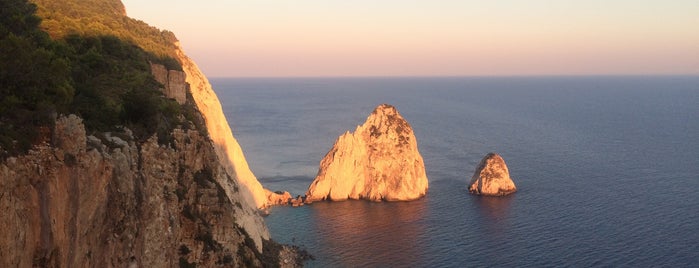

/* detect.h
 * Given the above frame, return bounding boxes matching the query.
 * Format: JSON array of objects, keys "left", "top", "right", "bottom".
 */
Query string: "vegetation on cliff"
[
  {"left": 0, "top": 0, "right": 196, "bottom": 158},
  {"left": 32, "top": 0, "right": 181, "bottom": 69},
  {"left": 1, "top": 0, "right": 307, "bottom": 265}
]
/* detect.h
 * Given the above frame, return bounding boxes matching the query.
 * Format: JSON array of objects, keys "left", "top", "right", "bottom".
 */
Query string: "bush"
[{"left": 0, "top": 0, "right": 73, "bottom": 156}]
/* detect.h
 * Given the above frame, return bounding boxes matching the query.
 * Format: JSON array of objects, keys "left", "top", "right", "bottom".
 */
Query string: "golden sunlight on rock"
[
  {"left": 305, "top": 104, "right": 429, "bottom": 202},
  {"left": 469, "top": 153, "right": 517, "bottom": 196},
  {"left": 175, "top": 43, "right": 270, "bottom": 250}
]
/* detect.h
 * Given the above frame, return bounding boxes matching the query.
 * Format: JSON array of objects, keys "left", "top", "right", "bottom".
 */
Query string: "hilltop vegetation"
[
  {"left": 32, "top": 0, "right": 181, "bottom": 69},
  {"left": 0, "top": 0, "right": 196, "bottom": 158}
]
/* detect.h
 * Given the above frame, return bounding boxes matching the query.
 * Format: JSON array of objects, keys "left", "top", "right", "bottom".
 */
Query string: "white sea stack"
[
  {"left": 468, "top": 153, "right": 517, "bottom": 196},
  {"left": 305, "top": 104, "right": 429, "bottom": 202}
]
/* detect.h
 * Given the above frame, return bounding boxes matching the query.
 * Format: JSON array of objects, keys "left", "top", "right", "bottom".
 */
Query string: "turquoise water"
[{"left": 212, "top": 76, "right": 699, "bottom": 267}]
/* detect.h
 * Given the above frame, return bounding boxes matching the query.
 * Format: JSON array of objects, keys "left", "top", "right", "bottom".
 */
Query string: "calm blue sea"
[{"left": 211, "top": 76, "right": 699, "bottom": 267}]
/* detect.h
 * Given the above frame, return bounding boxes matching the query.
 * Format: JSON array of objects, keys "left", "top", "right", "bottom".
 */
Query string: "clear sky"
[{"left": 121, "top": 0, "right": 699, "bottom": 77}]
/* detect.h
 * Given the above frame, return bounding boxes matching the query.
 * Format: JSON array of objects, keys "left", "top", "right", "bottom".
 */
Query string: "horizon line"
[{"left": 208, "top": 74, "right": 699, "bottom": 79}]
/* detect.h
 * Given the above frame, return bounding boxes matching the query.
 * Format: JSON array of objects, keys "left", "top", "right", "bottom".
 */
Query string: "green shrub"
[{"left": 0, "top": 0, "right": 73, "bottom": 156}]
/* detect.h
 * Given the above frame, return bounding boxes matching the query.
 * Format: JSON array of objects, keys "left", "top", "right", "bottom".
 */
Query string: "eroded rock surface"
[
  {"left": 175, "top": 44, "right": 271, "bottom": 213},
  {"left": 150, "top": 63, "right": 187, "bottom": 104},
  {"left": 0, "top": 115, "right": 278, "bottom": 267},
  {"left": 468, "top": 153, "right": 517, "bottom": 196},
  {"left": 265, "top": 189, "right": 293, "bottom": 206},
  {"left": 305, "top": 104, "right": 429, "bottom": 202}
]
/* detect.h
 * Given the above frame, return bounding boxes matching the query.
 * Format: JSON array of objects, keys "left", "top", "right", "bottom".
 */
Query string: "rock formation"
[
  {"left": 468, "top": 153, "right": 517, "bottom": 196},
  {"left": 150, "top": 63, "right": 188, "bottom": 104},
  {"left": 290, "top": 196, "right": 305, "bottom": 207},
  {"left": 265, "top": 189, "right": 293, "bottom": 206},
  {"left": 0, "top": 115, "right": 281, "bottom": 267},
  {"left": 305, "top": 104, "right": 429, "bottom": 202}
]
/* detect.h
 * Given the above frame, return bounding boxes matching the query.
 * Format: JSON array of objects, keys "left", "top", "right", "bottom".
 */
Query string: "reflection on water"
[
  {"left": 309, "top": 199, "right": 428, "bottom": 267},
  {"left": 472, "top": 195, "right": 514, "bottom": 240},
  {"left": 473, "top": 195, "right": 515, "bottom": 223}
]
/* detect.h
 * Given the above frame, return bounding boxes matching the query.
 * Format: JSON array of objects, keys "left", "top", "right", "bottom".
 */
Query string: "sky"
[{"left": 121, "top": 0, "right": 699, "bottom": 77}]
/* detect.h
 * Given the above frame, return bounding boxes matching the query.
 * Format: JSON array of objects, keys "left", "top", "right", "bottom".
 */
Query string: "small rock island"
[
  {"left": 305, "top": 104, "right": 429, "bottom": 202},
  {"left": 468, "top": 153, "right": 517, "bottom": 196}
]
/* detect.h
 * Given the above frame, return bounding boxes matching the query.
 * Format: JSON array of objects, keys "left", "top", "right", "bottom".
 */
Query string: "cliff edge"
[
  {"left": 174, "top": 44, "right": 268, "bottom": 209},
  {"left": 173, "top": 44, "right": 273, "bottom": 249},
  {"left": 305, "top": 104, "right": 429, "bottom": 202}
]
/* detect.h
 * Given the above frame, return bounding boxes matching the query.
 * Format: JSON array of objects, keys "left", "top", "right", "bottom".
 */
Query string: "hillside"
[{"left": 32, "top": 0, "right": 180, "bottom": 67}]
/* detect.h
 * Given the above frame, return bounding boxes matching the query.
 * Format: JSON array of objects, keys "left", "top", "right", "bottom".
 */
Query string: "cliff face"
[
  {"left": 150, "top": 63, "right": 187, "bottom": 105},
  {"left": 173, "top": 44, "right": 269, "bottom": 210},
  {"left": 0, "top": 115, "right": 269, "bottom": 267},
  {"left": 468, "top": 153, "right": 517, "bottom": 196},
  {"left": 1, "top": 0, "right": 289, "bottom": 265},
  {"left": 306, "top": 104, "right": 429, "bottom": 202}
]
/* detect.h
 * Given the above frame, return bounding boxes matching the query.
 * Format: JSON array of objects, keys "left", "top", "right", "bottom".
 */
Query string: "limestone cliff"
[
  {"left": 305, "top": 104, "right": 429, "bottom": 202},
  {"left": 173, "top": 44, "right": 270, "bottom": 210},
  {"left": 1, "top": 0, "right": 299, "bottom": 265},
  {"left": 150, "top": 63, "right": 187, "bottom": 105},
  {"left": 0, "top": 115, "right": 278, "bottom": 267},
  {"left": 468, "top": 153, "right": 517, "bottom": 196}
]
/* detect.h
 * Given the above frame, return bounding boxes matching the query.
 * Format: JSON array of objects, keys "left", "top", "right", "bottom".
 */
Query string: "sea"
[{"left": 211, "top": 76, "right": 699, "bottom": 267}]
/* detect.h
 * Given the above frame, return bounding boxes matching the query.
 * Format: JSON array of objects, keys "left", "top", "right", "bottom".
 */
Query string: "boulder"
[
  {"left": 469, "top": 153, "right": 517, "bottom": 196},
  {"left": 305, "top": 104, "right": 428, "bottom": 202},
  {"left": 291, "top": 196, "right": 305, "bottom": 207},
  {"left": 265, "top": 189, "right": 293, "bottom": 206}
]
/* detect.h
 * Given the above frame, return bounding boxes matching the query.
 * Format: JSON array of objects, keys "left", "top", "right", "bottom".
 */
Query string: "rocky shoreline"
[{"left": 263, "top": 240, "right": 314, "bottom": 268}]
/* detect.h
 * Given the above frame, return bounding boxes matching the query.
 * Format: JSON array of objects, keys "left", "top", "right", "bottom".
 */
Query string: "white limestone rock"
[{"left": 306, "top": 104, "right": 429, "bottom": 202}]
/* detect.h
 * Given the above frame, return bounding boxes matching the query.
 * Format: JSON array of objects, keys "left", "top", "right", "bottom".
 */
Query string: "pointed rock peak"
[
  {"left": 469, "top": 153, "right": 517, "bottom": 196},
  {"left": 372, "top": 103, "right": 397, "bottom": 115},
  {"left": 482, "top": 153, "right": 503, "bottom": 163},
  {"left": 305, "top": 104, "right": 428, "bottom": 202},
  {"left": 369, "top": 104, "right": 403, "bottom": 122},
  {"left": 364, "top": 104, "right": 412, "bottom": 139}
]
